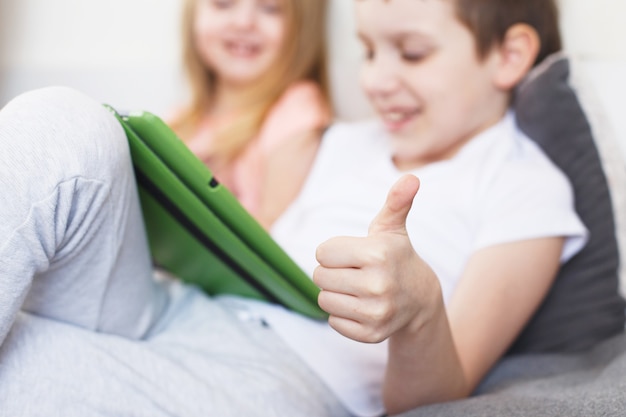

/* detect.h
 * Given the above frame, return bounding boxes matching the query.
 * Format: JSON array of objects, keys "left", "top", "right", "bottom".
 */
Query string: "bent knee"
[{"left": 1, "top": 86, "right": 131, "bottom": 186}]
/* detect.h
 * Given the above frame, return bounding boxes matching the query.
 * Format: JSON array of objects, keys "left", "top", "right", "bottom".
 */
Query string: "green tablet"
[{"left": 105, "top": 105, "right": 326, "bottom": 319}]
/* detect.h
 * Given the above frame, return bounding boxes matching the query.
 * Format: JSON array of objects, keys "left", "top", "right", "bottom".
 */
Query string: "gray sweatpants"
[{"left": 0, "top": 87, "right": 349, "bottom": 417}]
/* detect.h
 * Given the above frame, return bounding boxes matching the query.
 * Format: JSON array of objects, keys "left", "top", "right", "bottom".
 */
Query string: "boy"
[
  {"left": 0, "top": 1, "right": 590, "bottom": 416},
  {"left": 265, "top": 0, "right": 585, "bottom": 414}
]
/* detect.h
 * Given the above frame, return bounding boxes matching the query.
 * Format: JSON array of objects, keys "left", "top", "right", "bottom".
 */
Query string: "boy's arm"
[
  {"left": 314, "top": 174, "right": 564, "bottom": 414},
  {"left": 446, "top": 237, "right": 564, "bottom": 391},
  {"left": 382, "top": 236, "right": 563, "bottom": 413}
]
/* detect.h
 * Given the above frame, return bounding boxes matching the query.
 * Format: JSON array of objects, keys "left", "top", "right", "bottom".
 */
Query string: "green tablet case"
[{"left": 104, "top": 105, "right": 326, "bottom": 319}]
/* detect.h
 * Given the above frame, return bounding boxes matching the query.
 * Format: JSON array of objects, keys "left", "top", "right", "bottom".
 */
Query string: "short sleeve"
[
  {"left": 256, "top": 81, "right": 330, "bottom": 153},
  {"left": 473, "top": 147, "right": 588, "bottom": 263}
]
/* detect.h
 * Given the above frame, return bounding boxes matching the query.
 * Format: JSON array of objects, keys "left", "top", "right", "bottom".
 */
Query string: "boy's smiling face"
[{"left": 356, "top": 0, "right": 510, "bottom": 170}]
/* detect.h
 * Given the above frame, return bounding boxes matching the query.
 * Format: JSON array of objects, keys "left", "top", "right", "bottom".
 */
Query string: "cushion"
[
  {"left": 396, "top": 331, "right": 626, "bottom": 417},
  {"left": 508, "top": 52, "right": 626, "bottom": 354},
  {"left": 568, "top": 60, "right": 626, "bottom": 299}
]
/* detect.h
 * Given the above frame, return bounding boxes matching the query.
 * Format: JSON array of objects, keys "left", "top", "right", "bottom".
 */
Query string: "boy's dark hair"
[{"left": 454, "top": 0, "right": 562, "bottom": 66}]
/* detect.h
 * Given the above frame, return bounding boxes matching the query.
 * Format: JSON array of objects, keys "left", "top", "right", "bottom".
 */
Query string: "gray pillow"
[{"left": 509, "top": 54, "right": 626, "bottom": 354}]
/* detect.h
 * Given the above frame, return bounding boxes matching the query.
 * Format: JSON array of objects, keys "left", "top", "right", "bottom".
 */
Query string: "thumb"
[{"left": 368, "top": 174, "right": 420, "bottom": 236}]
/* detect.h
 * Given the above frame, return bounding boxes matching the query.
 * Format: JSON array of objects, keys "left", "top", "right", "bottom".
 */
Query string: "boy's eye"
[
  {"left": 211, "top": 0, "right": 235, "bottom": 9},
  {"left": 401, "top": 52, "right": 427, "bottom": 63},
  {"left": 399, "top": 43, "right": 432, "bottom": 63},
  {"left": 399, "top": 39, "right": 432, "bottom": 64}
]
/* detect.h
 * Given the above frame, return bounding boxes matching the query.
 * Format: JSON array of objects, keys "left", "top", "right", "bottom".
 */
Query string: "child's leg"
[{"left": 0, "top": 87, "right": 168, "bottom": 345}]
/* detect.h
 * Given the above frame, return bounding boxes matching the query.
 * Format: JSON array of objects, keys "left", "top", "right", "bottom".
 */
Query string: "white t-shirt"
[{"left": 233, "top": 112, "right": 588, "bottom": 417}]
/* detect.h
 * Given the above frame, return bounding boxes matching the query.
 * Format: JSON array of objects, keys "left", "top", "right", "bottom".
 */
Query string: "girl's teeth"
[
  {"left": 387, "top": 112, "right": 404, "bottom": 122},
  {"left": 229, "top": 42, "right": 256, "bottom": 55}
]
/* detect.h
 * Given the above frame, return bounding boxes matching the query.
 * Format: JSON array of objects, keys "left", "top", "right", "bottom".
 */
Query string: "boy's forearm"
[{"left": 382, "top": 292, "right": 469, "bottom": 414}]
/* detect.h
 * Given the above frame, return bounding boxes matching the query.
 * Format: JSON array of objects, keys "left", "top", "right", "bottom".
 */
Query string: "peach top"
[{"left": 183, "top": 81, "right": 330, "bottom": 217}]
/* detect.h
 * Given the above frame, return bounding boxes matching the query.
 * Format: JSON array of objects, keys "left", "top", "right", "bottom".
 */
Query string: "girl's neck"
[{"left": 210, "top": 80, "right": 250, "bottom": 118}]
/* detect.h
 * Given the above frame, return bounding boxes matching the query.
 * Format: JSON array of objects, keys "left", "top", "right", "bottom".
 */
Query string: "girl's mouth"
[{"left": 225, "top": 40, "right": 261, "bottom": 58}]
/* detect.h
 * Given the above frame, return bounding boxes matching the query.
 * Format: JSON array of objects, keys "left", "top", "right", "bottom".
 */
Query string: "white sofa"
[{"left": 1, "top": 1, "right": 625, "bottom": 416}]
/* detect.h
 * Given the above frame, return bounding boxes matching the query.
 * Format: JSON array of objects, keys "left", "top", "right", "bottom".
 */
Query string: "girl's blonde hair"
[{"left": 172, "top": 0, "right": 331, "bottom": 163}]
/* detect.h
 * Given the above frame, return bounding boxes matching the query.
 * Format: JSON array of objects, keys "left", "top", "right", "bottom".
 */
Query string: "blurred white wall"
[
  {"left": 559, "top": 0, "right": 626, "bottom": 157},
  {"left": 0, "top": 0, "right": 184, "bottom": 116},
  {"left": 560, "top": 0, "right": 626, "bottom": 61},
  {"left": 0, "top": 0, "right": 624, "bottom": 133}
]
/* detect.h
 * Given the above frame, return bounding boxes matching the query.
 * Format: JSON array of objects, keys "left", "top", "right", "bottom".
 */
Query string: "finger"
[
  {"left": 317, "top": 290, "right": 376, "bottom": 340},
  {"left": 368, "top": 174, "right": 420, "bottom": 236},
  {"left": 313, "top": 265, "right": 370, "bottom": 296},
  {"left": 327, "top": 315, "right": 387, "bottom": 344},
  {"left": 327, "top": 315, "right": 366, "bottom": 342},
  {"left": 317, "top": 284, "right": 396, "bottom": 329},
  {"left": 315, "top": 236, "right": 370, "bottom": 268},
  {"left": 317, "top": 289, "right": 363, "bottom": 322}
]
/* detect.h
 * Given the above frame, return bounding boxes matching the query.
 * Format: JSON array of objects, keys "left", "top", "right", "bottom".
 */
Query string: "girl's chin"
[{"left": 220, "top": 71, "right": 267, "bottom": 89}]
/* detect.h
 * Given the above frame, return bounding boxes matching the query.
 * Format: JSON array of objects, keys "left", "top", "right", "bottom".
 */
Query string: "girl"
[{"left": 167, "top": 0, "right": 331, "bottom": 228}]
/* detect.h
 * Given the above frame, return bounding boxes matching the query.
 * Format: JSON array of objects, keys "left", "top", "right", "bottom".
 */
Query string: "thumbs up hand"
[
  {"left": 368, "top": 173, "right": 420, "bottom": 236},
  {"left": 314, "top": 174, "right": 438, "bottom": 343}
]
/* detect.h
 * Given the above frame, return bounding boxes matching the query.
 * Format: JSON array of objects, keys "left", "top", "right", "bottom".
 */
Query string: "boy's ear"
[{"left": 492, "top": 24, "right": 540, "bottom": 90}]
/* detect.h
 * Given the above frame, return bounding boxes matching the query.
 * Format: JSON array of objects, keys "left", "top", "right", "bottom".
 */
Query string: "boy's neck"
[{"left": 392, "top": 108, "right": 510, "bottom": 172}]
